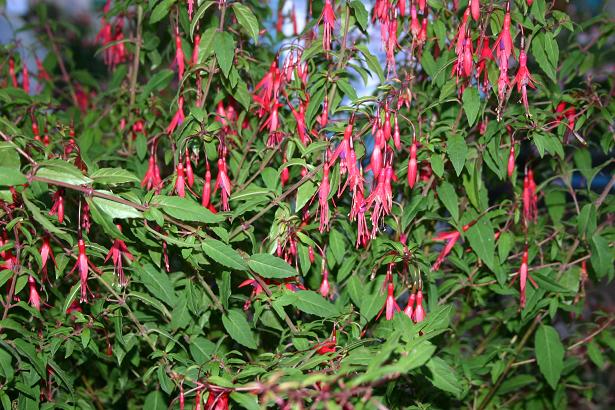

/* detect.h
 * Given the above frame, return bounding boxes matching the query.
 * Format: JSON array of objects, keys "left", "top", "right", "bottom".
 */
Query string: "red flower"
[
  {"left": 174, "top": 163, "right": 187, "bottom": 198},
  {"left": 167, "top": 96, "right": 186, "bottom": 134},
  {"left": 49, "top": 189, "right": 65, "bottom": 223},
  {"left": 174, "top": 27, "right": 185, "bottom": 81},
  {"left": 105, "top": 226, "right": 134, "bottom": 286},
  {"left": 28, "top": 276, "right": 41, "bottom": 311},
  {"left": 522, "top": 169, "right": 538, "bottom": 224},
  {"left": 320, "top": 0, "right": 336, "bottom": 52},
  {"left": 318, "top": 164, "right": 331, "bottom": 233},
  {"left": 40, "top": 237, "right": 56, "bottom": 282},
  {"left": 511, "top": 48, "right": 536, "bottom": 115},
  {"left": 407, "top": 139, "right": 418, "bottom": 188},
  {"left": 70, "top": 238, "right": 100, "bottom": 303},
  {"left": 413, "top": 290, "right": 426, "bottom": 323}
]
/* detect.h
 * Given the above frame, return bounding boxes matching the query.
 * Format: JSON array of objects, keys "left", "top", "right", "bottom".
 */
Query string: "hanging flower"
[
  {"left": 105, "top": 225, "right": 134, "bottom": 286},
  {"left": 320, "top": 0, "right": 336, "bottom": 52}
]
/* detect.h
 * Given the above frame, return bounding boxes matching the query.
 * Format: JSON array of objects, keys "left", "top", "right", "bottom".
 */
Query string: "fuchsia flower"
[
  {"left": 494, "top": 2, "right": 513, "bottom": 64},
  {"left": 377, "top": 276, "right": 400, "bottom": 321},
  {"left": 214, "top": 156, "right": 232, "bottom": 211},
  {"left": 318, "top": 164, "right": 331, "bottom": 233},
  {"left": 471, "top": 0, "right": 480, "bottom": 21},
  {"left": 320, "top": 267, "right": 330, "bottom": 297},
  {"left": 404, "top": 292, "right": 416, "bottom": 319},
  {"left": 512, "top": 246, "right": 537, "bottom": 308},
  {"left": 314, "top": 328, "right": 337, "bottom": 355},
  {"left": 191, "top": 34, "right": 200, "bottom": 66},
  {"left": 174, "top": 27, "right": 185, "bottom": 81},
  {"left": 142, "top": 152, "right": 162, "bottom": 192},
  {"left": 366, "top": 153, "right": 394, "bottom": 237},
  {"left": 432, "top": 222, "right": 475, "bottom": 271},
  {"left": 174, "top": 163, "right": 186, "bottom": 198},
  {"left": 320, "top": 0, "right": 336, "bottom": 52},
  {"left": 511, "top": 47, "right": 536, "bottom": 116},
  {"left": 556, "top": 102, "right": 576, "bottom": 133},
  {"left": 70, "top": 238, "right": 100, "bottom": 303},
  {"left": 167, "top": 96, "right": 185, "bottom": 134},
  {"left": 105, "top": 225, "right": 133, "bottom": 286},
  {"left": 507, "top": 141, "right": 516, "bottom": 178},
  {"left": 410, "top": 5, "right": 420, "bottom": 38},
  {"left": 22, "top": 64, "right": 30, "bottom": 94},
  {"left": 188, "top": 0, "right": 195, "bottom": 20},
  {"left": 413, "top": 290, "right": 425, "bottom": 322},
  {"left": 407, "top": 138, "right": 418, "bottom": 188},
  {"left": 253, "top": 60, "right": 281, "bottom": 117},
  {"left": 8, "top": 58, "right": 18, "bottom": 87},
  {"left": 28, "top": 276, "right": 41, "bottom": 311},
  {"left": 40, "top": 237, "right": 56, "bottom": 282},
  {"left": 35, "top": 57, "right": 51, "bottom": 83},
  {"left": 202, "top": 160, "right": 214, "bottom": 210},
  {"left": 476, "top": 37, "right": 494, "bottom": 90},
  {"left": 49, "top": 189, "right": 65, "bottom": 223},
  {"left": 184, "top": 149, "right": 195, "bottom": 187},
  {"left": 522, "top": 169, "right": 538, "bottom": 224}
]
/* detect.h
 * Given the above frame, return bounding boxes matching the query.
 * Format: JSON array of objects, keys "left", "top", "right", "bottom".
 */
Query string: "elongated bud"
[
  {"left": 471, "top": 0, "right": 480, "bottom": 21},
  {"left": 393, "top": 113, "right": 401, "bottom": 150},
  {"left": 202, "top": 160, "right": 212, "bottom": 207},
  {"left": 22, "top": 64, "right": 30, "bottom": 94},
  {"left": 28, "top": 276, "right": 41, "bottom": 311},
  {"left": 507, "top": 143, "right": 515, "bottom": 178},
  {"left": 407, "top": 141, "right": 418, "bottom": 188},
  {"left": 404, "top": 292, "right": 416, "bottom": 319},
  {"left": 191, "top": 34, "right": 201, "bottom": 66},
  {"left": 519, "top": 247, "right": 529, "bottom": 308},
  {"left": 320, "top": 268, "right": 330, "bottom": 297},
  {"left": 413, "top": 290, "right": 425, "bottom": 323},
  {"left": 175, "top": 163, "right": 186, "bottom": 197},
  {"left": 185, "top": 149, "right": 194, "bottom": 187}
]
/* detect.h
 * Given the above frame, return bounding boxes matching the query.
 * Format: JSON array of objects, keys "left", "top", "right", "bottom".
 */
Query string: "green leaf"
[
  {"left": 350, "top": 0, "right": 369, "bottom": 31},
  {"left": 426, "top": 357, "right": 463, "bottom": 398},
  {"left": 465, "top": 216, "right": 495, "bottom": 269},
  {"left": 92, "top": 193, "right": 142, "bottom": 219},
  {"left": 136, "top": 264, "right": 178, "bottom": 306},
  {"left": 36, "top": 163, "right": 92, "bottom": 185},
  {"left": 150, "top": 0, "right": 175, "bottom": 24},
  {"left": 447, "top": 134, "right": 467, "bottom": 176},
  {"left": 0, "top": 167, "right": 26, "bottom": 186},
  {"left": 201, "top": 239, "right": 247, "bottom": 270},
  {"left": 222, "top": 310, "right": 257, "bottom": 349},
  {"left": 535, "top": 324, "right": 565, "bottom": 389},
  {"left": 590, "top": 235, "right": 614, "bottom": 279},
  {"left": 296, "top": 181, "right": 317, "bottom": 211},
  {"left": 90, "top": 168, "right": 139, "bottom": 184},
  {"left": 437, "top": 181, "right": 459, "bottom": 222},
  {"left": 248, "top": 253, "right": 297, "bottom": 279},
  {"left": 214, "top": 32, "right": 236, "bottom": 78},
  {"left": 531, "top": 33, "right": 557, "bottom": 83},
  {"left": 152, "top": 195, "right": 224, "bottom": 224},
  {"left": 140, "top": 69, "right": 174, "bottom": 101},
  {"left": 293, "top": 290, "right": 340, "bottom": 317},
  {"left": 356, "top": 44, "right": 385, "bottom": 83},
  {"left": 462, "top": 86, "right": 480, "bottom": 126},
  {"left": 190, "top": 1, "right": 214, "bottom": 39},
  {"left": 231, "top": 3, "right": 259, "bottom": 43},
  {"left": 230, "top": 392, "right": 260, "bottom": 410},
  {"left": 144, "top": 391, "right": 166, "bottom": 410}
]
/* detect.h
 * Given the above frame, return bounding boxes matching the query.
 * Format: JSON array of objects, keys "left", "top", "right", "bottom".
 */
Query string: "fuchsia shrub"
[{"left": 0, "top": 0, "right": 614, "bottom": 408}]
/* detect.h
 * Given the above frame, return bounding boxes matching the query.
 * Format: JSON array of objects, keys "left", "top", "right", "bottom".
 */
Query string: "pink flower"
[
  {"left": 70, "top": 238, "right": 100, "bottom": 303},
  {"left": 191, "top": 34, "right": 200, "bottom": 66},
  {"left": 202, "top": 160, "right": 213, "bottom": 208},
  {"left": 378, "top": 279, "right": 400, "bottom": 321},
  {"left": 214, "top": 157, "right": 232, "bottom": 211},
  {"left": 320, "top": 0, "right": 336, "bottom": 52},
  {"left": 174, "top": 27, "right": 185, "bottom": 81},
  {"left": 404, "top": 292, "right": 416, "bottom": 319},
  {"left": 141, "top": 152, "right": 162, "bottom": 192},
  {"left": 407, "top": 140, "right": 418, "bottom": 188},
  {"left": 522, "top": 169, "right": 538, "bottom": 224},
  {"left": 49, "top": 189, "right": 65, "bottom": 223},
  {"left": 511, "top": 48, "right": 536, "bottom": 116},
  {"left": 185, "top": 149, "right": 194, "bottom": 187},
  {"left": 320, "top": 268, "right": 330, "bottom": 297},
  {"left": 318, "top": 165, "right": 331, "bottom": 233},
  {"left": 174, "top": 163, "right": 186, "bottom": 198},
  {"left": 40, "top": 237, "right": 56, "bottom": 282},
  {"left": 413, "top": 290, "right": 425, "bottom": 323},
  {"left": 167, "top": 96, "right": 185, "bottom": 134},
  {"left": 28, "top": 276, "right": 41, "bottom": 311},
  {"left": 105, "top": 226, "right": 134, "bottom": 286}
]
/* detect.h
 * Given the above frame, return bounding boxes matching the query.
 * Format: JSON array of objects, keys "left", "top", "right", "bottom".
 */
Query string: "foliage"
[{"left": 0, "top": 0, "right": 614, "bottom": 408}]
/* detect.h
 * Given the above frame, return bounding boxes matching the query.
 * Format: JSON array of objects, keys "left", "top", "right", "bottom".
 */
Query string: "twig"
[
  {"left": 228, "top": 164, "right": 324, "bottom": 240},
  {"left": 128, "top": 5, "right": 143, "bottom": 111},
  {"left": 0, "top": 131, "right": 37, "bottom": 165},
  {"left": 595, "top": 175, "right": 614, "bottom": 209},
  {"left": 477, "top": 312, "right": 545, "bottom": 410},
  {"left": 44, "top": 24, "right": 79, "bottom": 107}
]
